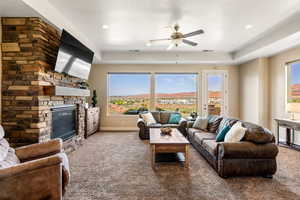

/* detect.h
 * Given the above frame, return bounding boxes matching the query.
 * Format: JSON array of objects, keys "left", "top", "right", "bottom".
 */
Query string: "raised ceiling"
[
  {"left": 3, "top": 0, "right": 300, "bottom": 64},
  {"left": 48, "top": 0, "right": 300, "bottom": 53}
]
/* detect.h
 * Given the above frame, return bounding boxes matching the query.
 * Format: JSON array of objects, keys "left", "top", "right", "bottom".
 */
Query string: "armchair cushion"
[{"left": 15, "top": 138, "right": 62, "bottom": 162}]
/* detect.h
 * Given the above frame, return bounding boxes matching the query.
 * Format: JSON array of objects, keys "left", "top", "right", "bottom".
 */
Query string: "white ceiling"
[
  {"left": 3, "top": 0, "right": 300, "bottom": 64},
  {"left": 47, "top": 0, "right": 300, "bottom": 52}
]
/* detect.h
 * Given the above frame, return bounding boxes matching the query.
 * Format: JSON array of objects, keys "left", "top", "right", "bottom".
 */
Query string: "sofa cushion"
[
  {"left": 147, "top": 123, "right": 162, "bottom": 128},
  {"left": 168, "top": 113, "right": 182, "bottom": 124},
  {"left": 216, "top": 118, "right": 239, "bottom": 135},
  {"left": 202, "top": 139, "right": 218, "bottom": 156},
  {"left": 187, "top": 128, "right": 202, "bottom": 140},
  {"left": 242, "top": 122, "right": 275, "bottom": 144},
  {"left": 162, "top": 124, "right": 179, "bottom": 128},
  {"left": 207, "top": 115, "right": 223, "bottom": 133},
  {"left": 151, "top": 112, "right": 161, "bottom": 123},
  {"left": 194, "top": 131, "right": 216, "bottom": 145},
  {"left": 160, "top": 112, "right": 171, "bottom": 124},
  {"left": 193, "top": 116, "right": 208, "bottom": 130}
]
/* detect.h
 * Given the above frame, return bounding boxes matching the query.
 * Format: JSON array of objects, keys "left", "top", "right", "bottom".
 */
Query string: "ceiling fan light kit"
[{"left": 148, "top": 24, "right": 204, "bottom": 50}]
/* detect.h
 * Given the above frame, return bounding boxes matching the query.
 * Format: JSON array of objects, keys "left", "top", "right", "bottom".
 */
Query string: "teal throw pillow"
[
  {"left": 216, "top": 125, "right": 231, "bottom": 142},
  {"left": 168, "top": 113, "right": 181, "bottom": 124}
]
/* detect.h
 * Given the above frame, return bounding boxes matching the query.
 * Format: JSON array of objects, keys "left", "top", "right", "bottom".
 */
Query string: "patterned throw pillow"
[
  {"left": 216, "top": 125, "right": 231, "bottom": 142},
  {"left": 216, "top": 118, "right": 239, "bottom": 135},
  {"left": 192, "top": 116, "right": 208, "bottom": 130},
  {"left": 168, "top": 113, "right": 182, "bottom": 124},
  {"left": 141, "top": 112, "right": 156, "bottom": 125},
  {"left": 207, "top": 115, "right": 223, "bottom": 133}
]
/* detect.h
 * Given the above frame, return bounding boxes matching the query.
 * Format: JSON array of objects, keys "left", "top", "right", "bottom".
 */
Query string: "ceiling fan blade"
[
  {"left": 183, "top": 29, "right": 204, "bottom": 38},
  {"left": 149, "top": 38, "right": 171, "bottom": 43},
  {"left": 166, "top": 43, "right": 174, "bottom": 50},
  {"left": 182, "top": 39, "right": 198, "bottom": 46}
]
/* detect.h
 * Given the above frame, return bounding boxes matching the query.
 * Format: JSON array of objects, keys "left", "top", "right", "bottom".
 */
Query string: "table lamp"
[{"left": 287, "top": 103, "right": 300, "bottom": 120}]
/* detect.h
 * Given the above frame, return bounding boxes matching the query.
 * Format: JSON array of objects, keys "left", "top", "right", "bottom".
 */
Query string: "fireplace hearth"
[{"left": 51, "top": 105, "right": 76, "bottom": 141}]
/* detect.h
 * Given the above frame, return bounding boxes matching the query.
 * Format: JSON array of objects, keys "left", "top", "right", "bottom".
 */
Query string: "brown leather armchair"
[{"left": 0, "top": 138, "right": 70, "bottom": 200}]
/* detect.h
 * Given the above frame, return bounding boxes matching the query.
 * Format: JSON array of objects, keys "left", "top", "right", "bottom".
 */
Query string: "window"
[
  {"left": 287, "top": 61, "right": 300, "bottom": 104},
  {"left": 108, "top": 73, "right": 150, "bottom": 115},
  {"left": 155, "top": 74, "right": 197, "bottom": 117}
]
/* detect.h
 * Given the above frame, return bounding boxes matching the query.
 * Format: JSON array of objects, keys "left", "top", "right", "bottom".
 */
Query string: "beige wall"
[
  {"left": 269, "top": 45, "right": 300, "bottom": 144},
  {"left": 89, "top": 64, "right": 239, "bottom": 131},
  {"left": 239, "top": 58, "right": 269, "bottom": 128}
]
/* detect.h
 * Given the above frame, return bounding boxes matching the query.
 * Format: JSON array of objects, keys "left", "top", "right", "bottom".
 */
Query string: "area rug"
[{"left": 64, "top": 131, "right": 300, "bottom": 200}]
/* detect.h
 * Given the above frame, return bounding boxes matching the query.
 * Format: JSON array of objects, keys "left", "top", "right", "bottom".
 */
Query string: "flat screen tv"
[{"left": 54, "top": 30, "right": 94, "bottom": 80}]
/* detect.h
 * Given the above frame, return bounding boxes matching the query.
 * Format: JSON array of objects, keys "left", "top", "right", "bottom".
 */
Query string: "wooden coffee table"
[{"left": 150, "top": 128, "right": 190, "bottom": 169}]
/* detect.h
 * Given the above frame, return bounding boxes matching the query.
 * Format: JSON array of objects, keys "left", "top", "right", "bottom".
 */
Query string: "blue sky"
[
  {"left": 108, "top": 74, "right": 222, "bottom": 96},
  {"left": 291, "top": 62, "right": 300, "bottom": 84}
]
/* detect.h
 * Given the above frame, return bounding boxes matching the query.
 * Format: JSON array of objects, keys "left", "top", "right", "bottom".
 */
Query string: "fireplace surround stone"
[{"left": 1, "top": 17, "right": 87, "bottom": 149}]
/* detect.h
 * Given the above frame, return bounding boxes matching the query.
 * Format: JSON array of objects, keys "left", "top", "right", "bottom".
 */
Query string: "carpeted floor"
[{"left": 64, "top": 132, "right": 300, "bottom": 200}]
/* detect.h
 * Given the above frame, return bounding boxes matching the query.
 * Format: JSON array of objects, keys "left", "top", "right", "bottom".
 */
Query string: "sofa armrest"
[
  {"left": 0, "top": 155, "right": 62, "bottom": 179},
  {"left": 15, "top": 138, "right": 63, "bottom": 162},
  {"left": 178, "top": 118, "right": 187, "bottom": 127},
  {"left": 218, "top": 141, "right": 278, "bottom": 159},
  {"left": 137, "top": 117, "right": 146, "bottom": 128}
]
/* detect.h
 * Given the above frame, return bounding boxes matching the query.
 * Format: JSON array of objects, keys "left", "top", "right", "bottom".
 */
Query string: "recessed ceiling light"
[
  {"left": 146, "top": 42, "right": 152, "bottom": 46},
  {"left": 245, "top": 24, "right": 253, "bottom": 29},
  {"left": 102, "top": 24, "right": 109, "bottom": 29}
]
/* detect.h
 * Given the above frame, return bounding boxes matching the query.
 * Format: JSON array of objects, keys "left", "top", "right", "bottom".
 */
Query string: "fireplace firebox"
[{"left": 51, "top": 105, "right": 77, "bottom": 141}]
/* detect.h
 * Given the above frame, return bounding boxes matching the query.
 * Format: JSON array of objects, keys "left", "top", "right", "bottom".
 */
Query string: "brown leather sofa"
[
  {"left": 188, "top": 116, "right": 278, "bottom": 178},
  {"left": 0, "top": 138, "right": 69, "bottom": 200},
  {"left": 137, "top": 111, "right": 187, "bottom": 139}
]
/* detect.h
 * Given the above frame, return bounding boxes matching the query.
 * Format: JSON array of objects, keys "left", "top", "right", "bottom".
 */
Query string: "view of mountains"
[
  {"left": 291, "top": 84, "right": 300, "bottom": 96},
  {"left": 111, "top": 91, "right": 221, "bottom": 98}
]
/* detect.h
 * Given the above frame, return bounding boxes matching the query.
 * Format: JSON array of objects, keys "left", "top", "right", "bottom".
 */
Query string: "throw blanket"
[
  {"left": 0, "top": 139, "right": 9, "bottom": 162},
  {"left": 58, "top": 152, "right": 70, "bottom": 194},
  {"left": 0, "top": 142, "right": 20, "bottom": 168}
]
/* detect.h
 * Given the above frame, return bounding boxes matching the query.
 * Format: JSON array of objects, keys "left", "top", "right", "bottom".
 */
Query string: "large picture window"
[
  {"left": 287, "top": 61, "right": 300, "bottom": 104},
  {"left": 108, "top": 73, "right": 150, "bottom": 115},
  {"left": 155, "top": 73, "right": 197, "bottom": 116}
]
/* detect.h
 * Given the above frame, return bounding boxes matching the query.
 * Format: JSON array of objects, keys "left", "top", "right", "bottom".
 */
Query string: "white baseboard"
[{"left": 100, "top": 127, "right": 139, "bottom": 132}]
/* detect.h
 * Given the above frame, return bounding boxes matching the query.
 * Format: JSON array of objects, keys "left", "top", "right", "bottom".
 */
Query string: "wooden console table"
[{"left": 274, "top": 118, "right": 300, "bottom": 150}]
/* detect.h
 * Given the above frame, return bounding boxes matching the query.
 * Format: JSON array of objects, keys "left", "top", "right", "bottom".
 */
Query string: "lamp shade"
[{"left": 287, "top": 103, "right": 300, "bottom": 113}]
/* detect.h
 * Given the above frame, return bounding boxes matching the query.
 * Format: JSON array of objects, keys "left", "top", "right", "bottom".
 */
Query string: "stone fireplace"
[{"left": 1, "top": 17, "right": 88, "bottom": 150}]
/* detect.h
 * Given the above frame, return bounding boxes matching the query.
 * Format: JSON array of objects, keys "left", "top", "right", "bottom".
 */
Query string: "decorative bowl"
[{"left": 160, "top": 127, "right": 172, "bottom": 136}]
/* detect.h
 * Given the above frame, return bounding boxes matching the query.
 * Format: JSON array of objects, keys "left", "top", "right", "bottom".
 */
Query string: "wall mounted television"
[{"left": 54, "top": 29, "right": 94, "bottom": 80}]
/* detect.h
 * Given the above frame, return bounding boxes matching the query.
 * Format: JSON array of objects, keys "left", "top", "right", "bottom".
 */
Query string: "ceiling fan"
[{"left": 148, "top": 24, "right": 204, "bottom": 50}]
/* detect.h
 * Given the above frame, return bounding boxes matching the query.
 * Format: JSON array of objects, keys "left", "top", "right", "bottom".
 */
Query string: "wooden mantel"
[{"left": 44, "top": 86, "right": 91, "bottom": 97}]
